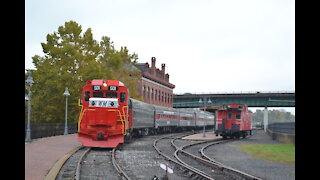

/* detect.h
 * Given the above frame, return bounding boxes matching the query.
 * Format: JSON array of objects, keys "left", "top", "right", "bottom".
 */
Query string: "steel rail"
[
  {"left": 171, "top": 137, "right": 227, "bottom": 179},
  {"left": 112, "top": 148, "right": 132, "bottom": 180},
  {"left": 153, "top": 133, "right": 214, "bottom": 180},
  {"left": 173, "top": 147, "right": 213, "bottom": 179},
  {"left": 175, "top": 138, "right": 229, "bottom": 168},
  {"left": 74, "top": 147, "right": 91, "bottom": 180},
  {"left": 173, "top": 132, "right": 263, "bottom": 180}
]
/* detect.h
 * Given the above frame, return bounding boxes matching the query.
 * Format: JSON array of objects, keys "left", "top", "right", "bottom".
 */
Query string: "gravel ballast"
[{"left": 117, "top": 135, "right": 188, "bottom": 180}]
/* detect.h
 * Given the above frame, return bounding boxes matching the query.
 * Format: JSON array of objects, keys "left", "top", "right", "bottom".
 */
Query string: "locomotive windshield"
[
  {"left": 106, "top": 92, "right": 117, "bottom": 98},
  {"left": 85, "top": 91, "right": 90, "bottom": 101},
  {"left": 85, "top": 91, "right": 118, "bottom": 99},
  {"left": 93, "top": 92, "right": 103, "bottom": 97}
]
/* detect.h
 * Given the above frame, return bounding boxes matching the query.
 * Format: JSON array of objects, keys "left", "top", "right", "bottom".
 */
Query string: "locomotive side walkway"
[{"left": 25, "top": 134, "right": 82, "bottom": 180}]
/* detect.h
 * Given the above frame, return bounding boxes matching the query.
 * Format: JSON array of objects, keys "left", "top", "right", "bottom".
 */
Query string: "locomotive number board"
[
  {"left": 108, "top": 86, "right": 118, "bottom": 91},
  {"left": 92, "top": 85, "right": 118, "bottom": 91},
  {"left": 93, "top": 86, "right": 102, "bottom": 90}
]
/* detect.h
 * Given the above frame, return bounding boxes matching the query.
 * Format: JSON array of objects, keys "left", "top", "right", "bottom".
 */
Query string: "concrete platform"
[
  {"left": 25, "top": 134, "right": 82, "bottom": 180},
  {"left": 182, "top": 132, "right": 222, "bottom": 141}
]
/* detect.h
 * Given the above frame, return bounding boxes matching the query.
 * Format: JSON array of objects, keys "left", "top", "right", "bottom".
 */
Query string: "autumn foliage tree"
[{"left": 29, "top": 21, "right": 141, "bottom": 123}]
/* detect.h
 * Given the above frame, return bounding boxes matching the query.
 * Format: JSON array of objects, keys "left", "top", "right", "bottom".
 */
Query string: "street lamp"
[
  {"left": 25, "top": 71, "right": 34, "bottom": 142},
  {"left": 63, "top": 87, "right": 70, "bottom": 135}
]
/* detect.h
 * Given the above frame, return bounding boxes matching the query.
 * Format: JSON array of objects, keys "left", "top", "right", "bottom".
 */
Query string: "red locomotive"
[
  {"left": 78, "top": 79, "right": 215, "bottom": 148},
  {"left": 215, "top": 104, "right": 252, "bottom": 139},
  {"left": 78, "top": 79, "right": 130, "bottom": 148}
]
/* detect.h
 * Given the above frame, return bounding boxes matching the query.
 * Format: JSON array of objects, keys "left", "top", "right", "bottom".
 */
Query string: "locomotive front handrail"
[
  {"left": 109, "top": 109, "right": 126, "bottom": 135},
  {"left": 78, "top": 99, "right": 83, "bottom": 132}
]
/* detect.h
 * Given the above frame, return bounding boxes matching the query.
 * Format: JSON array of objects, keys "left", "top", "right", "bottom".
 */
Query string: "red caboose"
[
  {"left": 78, "top": 79, "right": 131, "bottom": 148},
  {"left": 215, "top": 104, "right": 252, "bottom": 139}
]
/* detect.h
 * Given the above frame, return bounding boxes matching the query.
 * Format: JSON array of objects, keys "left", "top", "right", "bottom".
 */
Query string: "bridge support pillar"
[{"left": 264, "top": 106, "right": 268, "bottom": 132}]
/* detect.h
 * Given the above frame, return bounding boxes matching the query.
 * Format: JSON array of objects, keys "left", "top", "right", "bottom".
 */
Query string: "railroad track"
[
  {"left": 57, "top": 146, "right": 130, "bottom": 180},
  {"left": 153, "top": 132, "right": 263, "bottom": 180},
  {"left": 112, "top": 148, "right": 131, "bottom": 180},
  {"left": 154, "top": 133, "right": 217, "bottom": 179},
  {"left": 56, "top": 131, "right": 196, "bottom": 180}
]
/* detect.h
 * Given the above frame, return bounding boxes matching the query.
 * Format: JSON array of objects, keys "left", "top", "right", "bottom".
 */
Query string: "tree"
[
  {"left": 98, "top": 36, "right": 142, "bottom": 100},
  {"left": 252, "top": 109, "right": 295, "bottom": 124},
  {"left": 29, "top": 21, "right": 141, "bottom": 123}
]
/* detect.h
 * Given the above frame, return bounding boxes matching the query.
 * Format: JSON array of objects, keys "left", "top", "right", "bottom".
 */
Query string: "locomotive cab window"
[
  {"left": 120, "top": 92, "right": 126, "bottom": 103},
  {"left": 93, "top": 92, "right": 103, "bottom": 97},
  {"left": 84, "top": 91, "right": 90, "bottom": 101}
]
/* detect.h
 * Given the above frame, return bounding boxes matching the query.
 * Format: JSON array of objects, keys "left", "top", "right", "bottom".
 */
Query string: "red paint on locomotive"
[
  {"left": 215, "top": 104, "right": 252, "bottom": 138},
  {"left": 78, "top": 79, "right": 131, "bottom": 148}
]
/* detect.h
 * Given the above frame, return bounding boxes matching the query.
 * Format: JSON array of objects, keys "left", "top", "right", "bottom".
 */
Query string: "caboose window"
[
  {"left": 228, "top": 112, "right": 232, "bottom": 120},
  {"left": 120, "top": 92, "right": 126, "bottom": 103},
  {"left": 84, "top": 91, "right": 90, "bottom": 101},
  {"left": 106, "top": 92, "right": 117, "bottom": 98},
  {"left": 93, "top": 92, "right": 103, "bottom": 97},
  {"left": 236, "top": 114, "right": 241, "bottom": 120}
]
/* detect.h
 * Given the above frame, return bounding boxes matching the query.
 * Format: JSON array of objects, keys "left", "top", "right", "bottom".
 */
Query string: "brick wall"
[{"left": 135, "top": 57, "right": 175, "bottom": 107}]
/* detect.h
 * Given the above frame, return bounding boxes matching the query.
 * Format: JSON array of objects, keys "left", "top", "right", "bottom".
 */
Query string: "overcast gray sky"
[{"left": 25, "top": 0, "right": 294, "bottom": 95}]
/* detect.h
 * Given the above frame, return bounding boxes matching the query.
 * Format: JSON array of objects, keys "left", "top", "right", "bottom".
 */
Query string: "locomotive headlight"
[{"left": 103, "top": 82, "right": 108, "bottom": 87}]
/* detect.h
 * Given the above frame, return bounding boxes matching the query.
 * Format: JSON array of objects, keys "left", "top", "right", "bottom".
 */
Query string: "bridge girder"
[{"left": 173, "top": 92, "right": 295, "bottom": 108}]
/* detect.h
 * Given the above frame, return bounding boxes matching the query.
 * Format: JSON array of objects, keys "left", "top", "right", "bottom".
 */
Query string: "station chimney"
[
  {"left": 151, "top": 57, "right": 156, "bottom": 74},
  {"left": 161, "top": 63, "right": 165, "bottom": 75}
]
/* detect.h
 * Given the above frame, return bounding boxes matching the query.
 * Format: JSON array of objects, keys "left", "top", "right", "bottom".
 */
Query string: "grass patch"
[{"left": 238, "top": 144, "right": 295, "bottom": 165}]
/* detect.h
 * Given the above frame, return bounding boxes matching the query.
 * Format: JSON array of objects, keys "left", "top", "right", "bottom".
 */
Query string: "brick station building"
[{"left": 135, "top": 57, "right": 175, "bottom": 107}]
